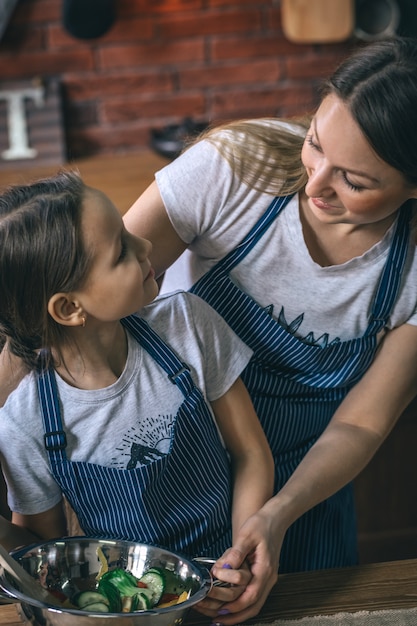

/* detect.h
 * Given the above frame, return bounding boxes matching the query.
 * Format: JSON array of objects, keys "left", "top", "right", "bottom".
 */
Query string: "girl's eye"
[
  {"left": 306, "top": 134, "right": 321, "bottom": 151},
  {"left": 342, "top": 172, "right": 364, "bottom": 192},
  {"left": 118, "top": 239, "right": 128, "bottom": 261}
]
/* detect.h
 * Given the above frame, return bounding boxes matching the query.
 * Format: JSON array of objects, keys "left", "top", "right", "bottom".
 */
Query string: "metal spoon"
[{"left": 193, "top": 556, "right": 233, "bottom": 587}]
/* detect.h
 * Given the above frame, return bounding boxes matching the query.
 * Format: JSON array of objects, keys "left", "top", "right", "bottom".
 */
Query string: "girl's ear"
[{"left": 48, "top": 293, "right": 84, "bottom": 327}]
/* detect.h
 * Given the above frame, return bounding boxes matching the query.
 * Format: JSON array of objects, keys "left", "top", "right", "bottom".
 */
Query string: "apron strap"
[
  {"left": 37, "top": 352, "right": 68, "bottom": 467},
  {"left": 214, "top": 194, "right": 294, "bottom": 272},
  {"left": 365, "top": 204, "right": 412, "bottom": 337},
  {"left": 121, "top": 315, "right": 195, "bottom": 397}
]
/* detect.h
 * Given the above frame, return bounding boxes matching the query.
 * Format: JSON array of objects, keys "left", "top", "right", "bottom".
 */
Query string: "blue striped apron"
[
  {"left": 37, "top": 315, "right": 232, "bottom": 557},
  {"left": 190, "top": 195, "right": 412, "bottom": 572}
]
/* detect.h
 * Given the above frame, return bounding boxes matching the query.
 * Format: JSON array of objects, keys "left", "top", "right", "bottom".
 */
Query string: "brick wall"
[{"left": 0, "top": 0, "right": 356, "bottom": 159}]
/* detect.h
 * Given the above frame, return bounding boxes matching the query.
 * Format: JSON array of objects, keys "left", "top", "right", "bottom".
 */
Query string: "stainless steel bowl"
[{"left": 0, "top": 537, "right": 212, "bottom": 626}]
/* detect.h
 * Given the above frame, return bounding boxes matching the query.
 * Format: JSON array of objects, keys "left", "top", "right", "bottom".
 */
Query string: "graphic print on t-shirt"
[
  {"left": 265, "top": 303, "right": 341, "bottom": 346},
  {"left": 278, "top": 306, "right": 341, "bottom": 347},
  {"left": 110, "top": 413, "right": 175, "bottom": 469}
]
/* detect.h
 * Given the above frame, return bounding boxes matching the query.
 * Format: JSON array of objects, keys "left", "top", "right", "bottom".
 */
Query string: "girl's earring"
[{"left": 81, "top": 315, "right": 86, "bottom": 328}]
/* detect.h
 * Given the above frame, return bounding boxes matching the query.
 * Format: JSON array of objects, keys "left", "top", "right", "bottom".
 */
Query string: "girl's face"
[
  {"left": 301, "top": 94, "right": 417, "bottom": 226},
  {"left": 76, "top": 188, "right": 158, "bottom": 322}
]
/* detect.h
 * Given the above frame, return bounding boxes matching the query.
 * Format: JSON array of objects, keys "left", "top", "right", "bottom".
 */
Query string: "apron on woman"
[
  {"left": 190, "top": 194, "right": 412, "bottom": 573},
  {"left": 37, "top": 315, "right": 232, "bottom": 558}
]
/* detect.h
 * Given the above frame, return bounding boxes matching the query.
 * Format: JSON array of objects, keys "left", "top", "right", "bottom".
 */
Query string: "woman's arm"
[
  {"left": 211, "top": 322, "right": 417, "bottom": 624},
  {"left": 123, "top": 181, "right": 187, "bottom": 280},
  {"left": 0, "top": 502, "right": 67, "bottom": 551},
  {"left": 267, "top": 322, "right": 417, "bottom": 528}
]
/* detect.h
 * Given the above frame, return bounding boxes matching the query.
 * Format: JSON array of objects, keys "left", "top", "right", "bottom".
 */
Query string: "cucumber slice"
[
  {"left": 138, "top": 568, "right": 165, "bottom": 606},
  {"left": 137, "top": 592, "right": 152, "bottom": 611},
  {"left": 124, "top": 591, "right": 151, "bottom": 612},
  {"left": 74, "top": 590, "right": 110, "bottom": 610},
  {"left": 81, "top": 602, "right": 110, "bottom": 613}
]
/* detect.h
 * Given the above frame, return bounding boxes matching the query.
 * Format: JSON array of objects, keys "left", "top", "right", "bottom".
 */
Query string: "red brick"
[
  {"left": 117, "top": 0, "right": 204, "bottom": 16},
  {"left": 211, "top": 34, "right": 313, "bottom": 62},
  {"left": 47, "top": 26, "right": 95, "bottom": 50},
  {"left": 285, "top": 51, "right": 351, "bottom": 80},
  {"left": 180, "top": 59, "right": 282, "bottom": 89},
  {"left": 0, "top": 25, "right": 45, "bottom": 52},
  {"left": 63, "top": 71, "right": 173, "bottom": 100},
  {"left": 158, "top": 9, "right": 262, "bottom": 39},
  {"left": 211, "top": 84, "right": 316, "bottom": 119},
  {"left": 113, "top": 0, "right": 150, "bottom": 15},
  {"left": 280, "top": 99, "right": 320, "bottom": 119},
  {"left": 95, "top": 17, "right": 154, "bottom": 43},
  {"left": 98, "top": 40, "right": 205, "bottom": 70},
  {"left": 209, "top": 0, "right": 261, "bottom": 6},
  {"left": 0, "top": 49, "right": 95, "bottom": 79},
  {"left": 12, "top": 0, "right": 61, "bottom": 24},
  {"left": 102, "top": 93, "right": 206, "bottom": 123},
  {"left": 266, "top": 4, "right": 283, "bottom": 31}
]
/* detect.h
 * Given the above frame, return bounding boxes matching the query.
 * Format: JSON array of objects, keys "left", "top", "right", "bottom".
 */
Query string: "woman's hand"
[
  {"left": 194, "top": 559, "right": 252, "bottom": 619},
  {"left": 195, "top": 507, "right": 283, "bottom": 625}
]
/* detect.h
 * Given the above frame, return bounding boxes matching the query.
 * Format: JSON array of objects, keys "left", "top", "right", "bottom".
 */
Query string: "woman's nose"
[{"left": 305, "top": 163, "right": 333, "bottom": 198}]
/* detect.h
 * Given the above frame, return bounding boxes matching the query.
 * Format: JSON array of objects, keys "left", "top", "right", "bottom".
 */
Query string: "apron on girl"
[
  {"left": 37, "top": 315, "right": 232, "bottom": 558},
  {"left": 190, "top": 195, "right": 412, "bottom": 573}
]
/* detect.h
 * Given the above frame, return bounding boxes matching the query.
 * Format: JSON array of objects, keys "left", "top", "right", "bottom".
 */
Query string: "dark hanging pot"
[
  {"left": 354, "top": 0, "right": 400, "bottom": 41},
  {"left": 62, "top": 0, "right": 116, "bottom": 40}
]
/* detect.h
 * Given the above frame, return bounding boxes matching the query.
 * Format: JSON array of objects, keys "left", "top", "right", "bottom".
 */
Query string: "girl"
[{"left": 0, "top": 171, "right": 274, "bottom": 608}]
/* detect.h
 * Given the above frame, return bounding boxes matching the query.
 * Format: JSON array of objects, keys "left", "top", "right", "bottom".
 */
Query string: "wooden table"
[{"left": 1, "top": 558, "right": 417, "bottom": 625}]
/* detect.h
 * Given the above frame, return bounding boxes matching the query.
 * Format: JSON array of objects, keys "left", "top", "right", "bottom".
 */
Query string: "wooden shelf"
[{"left": 0, "top": 151, "right": 170, "bottom": 215}]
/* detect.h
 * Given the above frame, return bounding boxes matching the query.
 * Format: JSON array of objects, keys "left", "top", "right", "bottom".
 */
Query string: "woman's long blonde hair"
[{"left": 190, "top": 116, "right": 310, "bottom": 197}]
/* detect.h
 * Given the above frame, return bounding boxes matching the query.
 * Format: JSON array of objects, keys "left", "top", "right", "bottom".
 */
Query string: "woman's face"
[{"left": 301, "top": 94, "right": 417, "bottom": 226}]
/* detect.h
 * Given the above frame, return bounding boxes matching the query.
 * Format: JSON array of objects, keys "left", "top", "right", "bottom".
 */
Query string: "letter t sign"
[{"left": 0, "top": 85, "right": 45, "bottom": 160}]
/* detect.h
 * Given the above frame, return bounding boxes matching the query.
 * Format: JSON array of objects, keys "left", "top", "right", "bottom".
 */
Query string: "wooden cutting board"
[{"left": 281, "top": 0, "right": 355, "bottom": 43}]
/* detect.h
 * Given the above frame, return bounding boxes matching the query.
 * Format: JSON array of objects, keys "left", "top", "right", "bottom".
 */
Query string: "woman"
[{"left": 122, "top": 37, "right": 417, "bottom": 623}]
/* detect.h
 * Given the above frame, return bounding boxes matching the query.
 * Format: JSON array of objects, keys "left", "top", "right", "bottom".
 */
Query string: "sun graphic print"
[{"left": 111, "top": 414, "right": 175, "bottom": 469}]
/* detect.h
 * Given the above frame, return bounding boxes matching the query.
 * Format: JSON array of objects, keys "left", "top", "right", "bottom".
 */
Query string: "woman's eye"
[
  {"left": 306, "top": 134, "right": 321, "bottom": 151},
  {"left": 306, "top": 133, "right": 365, "bottom": 192},
  {"left": 342, "top": 172, "right": 364, "bottom": 192}
]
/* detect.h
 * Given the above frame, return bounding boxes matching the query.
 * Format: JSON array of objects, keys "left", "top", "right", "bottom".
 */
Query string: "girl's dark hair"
[
  {"left": 324, "top": 37, "right": 417, "bottom": 186},
  {"left": 0, "top": 170, "right": 91, "bottom": 370}
]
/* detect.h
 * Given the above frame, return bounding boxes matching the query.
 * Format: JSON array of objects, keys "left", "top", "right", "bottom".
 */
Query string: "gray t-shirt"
[
  {"left": 0, "top": 291, "right": 253, "bottom": 515},
  {"left": 156, "top": 128, "right": 417, "bottom": 344}
]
